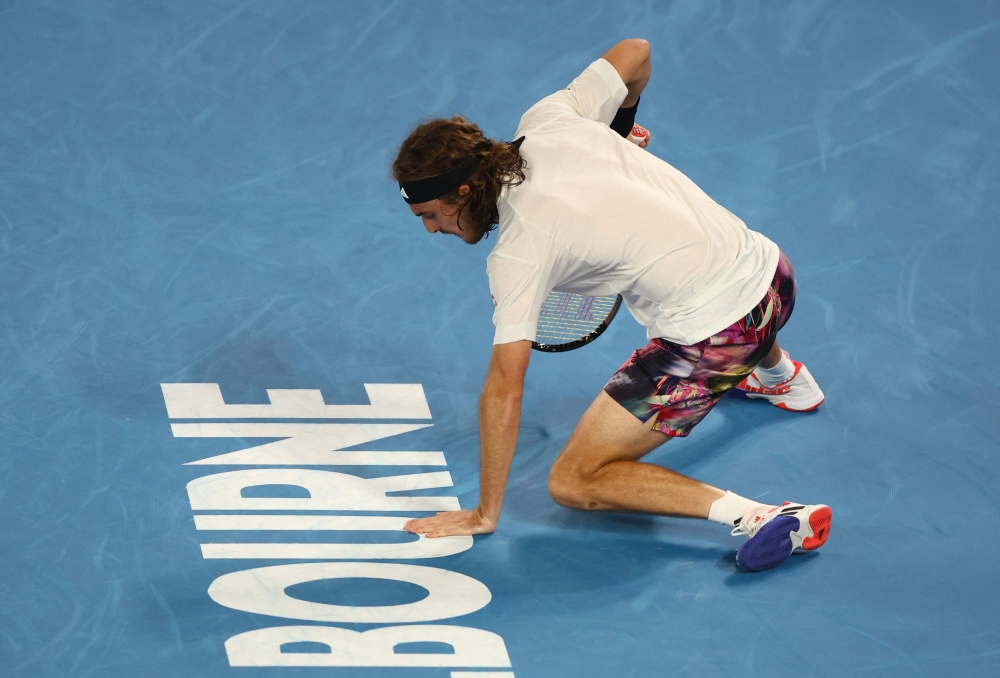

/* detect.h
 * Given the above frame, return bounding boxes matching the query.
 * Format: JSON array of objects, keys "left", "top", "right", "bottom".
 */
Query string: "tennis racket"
[{"left": 531, "top": 292, "right": 623, "bottom": 352}]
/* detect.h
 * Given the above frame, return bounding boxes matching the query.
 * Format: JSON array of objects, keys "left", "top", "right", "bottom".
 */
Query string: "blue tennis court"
[{"left": 2, "top": 1, "right": 998, "bottom": 676}]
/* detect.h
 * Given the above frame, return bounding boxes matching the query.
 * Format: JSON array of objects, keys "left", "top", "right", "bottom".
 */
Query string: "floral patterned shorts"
[{"left": 603, "top": 251, "right": 797, "bottom": 437}]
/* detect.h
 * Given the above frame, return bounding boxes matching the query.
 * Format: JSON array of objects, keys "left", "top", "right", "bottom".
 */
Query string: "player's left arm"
[
  {"left": 601, "top": 38, "right": 651, "bottom": 107},
  {"left": 404, "top": 340, "right": 531, "bottom": 538}
]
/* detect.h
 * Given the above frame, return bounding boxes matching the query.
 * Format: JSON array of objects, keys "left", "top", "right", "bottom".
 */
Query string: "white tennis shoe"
[
  {"left": 733, "top": 502, "right": 832, "bottom": 571},
  {"left": 730, "top": 350, "right": 825, "bottom": 412}
]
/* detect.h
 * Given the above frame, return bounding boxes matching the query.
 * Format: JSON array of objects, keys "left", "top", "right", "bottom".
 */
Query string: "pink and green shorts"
[{"left": 604, "top": 252, "right": 797, "bottom": 437}]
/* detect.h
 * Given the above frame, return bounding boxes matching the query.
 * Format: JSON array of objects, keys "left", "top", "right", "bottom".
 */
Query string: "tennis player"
[{"left": 397, "top": 39, "right": 830, "bottom": 571}]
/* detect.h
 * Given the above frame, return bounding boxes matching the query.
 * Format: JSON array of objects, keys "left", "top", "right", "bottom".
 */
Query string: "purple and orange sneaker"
[{"left": 733, "top": 502, "right": 833, "bottom": 572}]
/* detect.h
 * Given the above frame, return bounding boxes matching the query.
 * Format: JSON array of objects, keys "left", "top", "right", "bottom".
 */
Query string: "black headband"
[
  {"left": 398, "top": 136, "right": 525, "bottom": 205},
  {"left": 398, "top": 156, "right": 482, "bottom": 205}
]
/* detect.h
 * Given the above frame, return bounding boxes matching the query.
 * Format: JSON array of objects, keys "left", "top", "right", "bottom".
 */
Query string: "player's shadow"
[
  {"left": 480, "top": 526, "right": 821, "bottom": 603},
  {"left": 718, "top": 550, "right": 823, "bottom": 587},
  {"left": 483, "top": 530, "right": 731, "bottom": 600},
  {"left": 647, "top": 396, "right": 795, "bottom": 473}
]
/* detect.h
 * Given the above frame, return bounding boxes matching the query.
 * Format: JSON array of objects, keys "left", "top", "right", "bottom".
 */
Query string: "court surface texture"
[{"left": 2, "top": 2, "right": 998, "bottom": 677}]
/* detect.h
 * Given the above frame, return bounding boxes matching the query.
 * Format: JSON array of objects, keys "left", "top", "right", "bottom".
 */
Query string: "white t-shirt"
[{"left": 488, "top": 58, "right": 780, "bottom": 346}]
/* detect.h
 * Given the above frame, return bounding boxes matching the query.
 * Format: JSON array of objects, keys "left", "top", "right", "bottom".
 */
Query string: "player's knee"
[
  {"left": 547, "top": 473, "right": 578, "bottom": 508},
  {"left": 547, "top": 461, "right": 596, "bottom": 510}
]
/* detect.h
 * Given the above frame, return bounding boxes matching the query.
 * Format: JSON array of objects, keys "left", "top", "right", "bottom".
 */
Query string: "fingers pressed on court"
[{"left": 404, "top": 509, "right": 495, "bottom": 538}]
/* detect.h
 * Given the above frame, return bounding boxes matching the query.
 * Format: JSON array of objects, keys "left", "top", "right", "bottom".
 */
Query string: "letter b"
[{"left": 225, "top": 624, "right": 511, "bottom": 667}]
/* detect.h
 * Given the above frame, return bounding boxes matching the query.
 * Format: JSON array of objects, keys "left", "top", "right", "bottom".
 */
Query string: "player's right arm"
[
  {"left": 402, "top": 340, "right": 531, "bottom": 538},
  {"left": 600, "top": 38, "right": 650, "bottom": 107},
  {"left": 517, "top": 39, "right": 650, "bottom": 133}
]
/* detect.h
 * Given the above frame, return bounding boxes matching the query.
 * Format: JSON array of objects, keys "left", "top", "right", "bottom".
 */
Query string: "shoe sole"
[
  {"left": 736, "top": 515, "right": 797, "bottom": 572},
  {"left": 736, "top": 505, "right": 832, "bottom": 572},
  {"left": 799, "top": 505, "right": 832, "bottom": 551},
  {"left": 729, "top": 389, "right": 824, "bottom": 412},
  {"left": 775, "top": 397, "right": 824, "bottom": 413}
]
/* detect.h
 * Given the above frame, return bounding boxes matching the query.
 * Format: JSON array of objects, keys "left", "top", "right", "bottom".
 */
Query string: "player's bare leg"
[
  {"left": 547, "top": 391, "right": 724, "bottom": 518},
  {"left": 548, "top": 388, "right": 832, "bottom": 571}
]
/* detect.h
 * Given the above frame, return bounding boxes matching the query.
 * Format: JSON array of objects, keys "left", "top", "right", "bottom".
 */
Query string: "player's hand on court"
[{"left": 403, "top": 507, "right": 495, "bottom": 538}]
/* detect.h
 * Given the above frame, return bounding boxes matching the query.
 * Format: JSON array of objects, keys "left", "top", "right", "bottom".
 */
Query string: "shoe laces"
[
  {"left": 730, "top": 502, "right": 805, "bottom": 537},
  {"left": 730, "top": 505, "right": 777, "bottom": 537}
]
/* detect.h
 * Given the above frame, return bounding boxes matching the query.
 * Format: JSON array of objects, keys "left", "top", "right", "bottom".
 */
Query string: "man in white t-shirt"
[{"left": 395, "top": 39, "right": 831, "bottom": 572}]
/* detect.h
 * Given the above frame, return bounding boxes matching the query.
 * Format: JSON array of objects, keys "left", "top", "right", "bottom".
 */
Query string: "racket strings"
[{"left": 535, "top": 293, "right": 619, "bottom": 346}]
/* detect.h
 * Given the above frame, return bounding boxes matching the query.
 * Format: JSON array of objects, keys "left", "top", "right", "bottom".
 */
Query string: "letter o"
[{"left": 207, "top": 562, "right": 491, "bottom": 623}]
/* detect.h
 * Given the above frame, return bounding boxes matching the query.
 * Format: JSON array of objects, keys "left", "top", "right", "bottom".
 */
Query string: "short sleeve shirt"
[{"left": 488, "top": 59, "right": 779, "bottom": 346}]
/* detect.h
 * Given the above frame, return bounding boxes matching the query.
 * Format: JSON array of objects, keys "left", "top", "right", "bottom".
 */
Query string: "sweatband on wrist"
[{"left": 609, "top": 97, "right": 639, "bottom": 138}]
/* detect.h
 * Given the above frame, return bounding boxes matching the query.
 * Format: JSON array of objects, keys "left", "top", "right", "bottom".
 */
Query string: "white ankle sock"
[
  {"left": 708, "top": 491, "right": 774, "bottom": 526},
  {"left": 754, "top": 353, "right": 795, "bottom": 387}
]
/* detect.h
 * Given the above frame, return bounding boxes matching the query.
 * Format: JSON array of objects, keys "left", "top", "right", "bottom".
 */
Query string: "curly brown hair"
[{"left": 392, "top": 116, "right": 526, "bottom": 243}]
